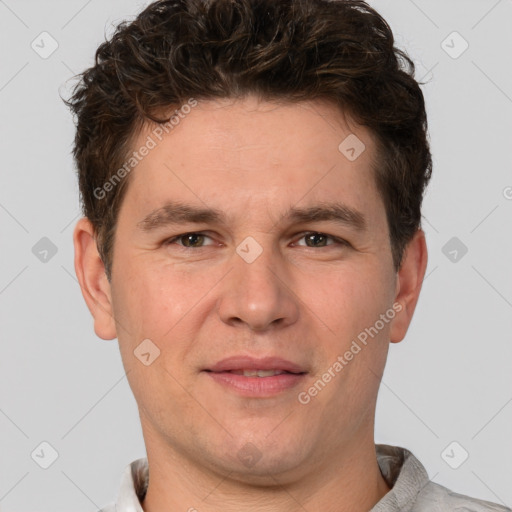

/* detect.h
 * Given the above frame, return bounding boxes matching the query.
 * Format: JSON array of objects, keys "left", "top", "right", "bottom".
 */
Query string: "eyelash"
[{"left": 164, "top": 231, "right": 349, "bottom": 249}]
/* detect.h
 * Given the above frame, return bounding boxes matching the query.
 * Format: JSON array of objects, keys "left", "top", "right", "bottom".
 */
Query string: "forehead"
[{"left": 120, "top": 96, "right": 384, "bottom": 227}]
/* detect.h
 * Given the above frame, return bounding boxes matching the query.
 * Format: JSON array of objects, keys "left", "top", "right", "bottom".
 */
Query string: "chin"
[{"left": 205, "top": 435, "right": 311, "bottom": 483}]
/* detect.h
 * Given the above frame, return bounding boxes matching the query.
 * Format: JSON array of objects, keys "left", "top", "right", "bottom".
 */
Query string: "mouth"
[
  {"left": 203, "top": 356, "right": 308, "bottom": 397},
  {"left": 205, "top": 355, "right": 307, "bottom": 374},
  {"left": 223, "top": 369, "right": 299, "bottom": 377}
]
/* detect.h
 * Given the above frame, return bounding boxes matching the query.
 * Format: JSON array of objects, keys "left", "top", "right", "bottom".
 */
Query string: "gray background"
[{"left": 1, "top": 0, "right": 511, "bottom": 510}]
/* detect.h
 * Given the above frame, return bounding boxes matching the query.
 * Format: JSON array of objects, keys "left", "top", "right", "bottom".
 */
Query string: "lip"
[
  {"left": 206, "top": 355, "right": 306, "bottom": 374},
  {"left": 203, "top": 356, "right": 308, "bottom": 398},
  {"left": 205, "top": 372, "right": 306, "bottom": 397}
]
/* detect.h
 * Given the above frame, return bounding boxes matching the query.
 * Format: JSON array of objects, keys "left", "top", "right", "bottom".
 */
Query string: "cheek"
[
  {"left": 304, "top": 264, "right": 392, "bottom": 343},
  {"left": 111, "top": 259, "right": 222, "bottom": 354},
  {"left": 110, "top": 266, "right": 203, "bottom": 415}
]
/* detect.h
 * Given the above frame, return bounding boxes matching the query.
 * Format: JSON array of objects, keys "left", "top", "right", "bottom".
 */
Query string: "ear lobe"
[
  {"left": 73, "top": 217, "right": 117, "bottom": 340},
  {"left": 389, "top": 229, "right": 428, "bottom": 344}
]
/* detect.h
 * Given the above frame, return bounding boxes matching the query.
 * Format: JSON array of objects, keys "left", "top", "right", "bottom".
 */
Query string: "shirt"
[{"left": 98, "top": 444, "right": 511, "bottom": 512}]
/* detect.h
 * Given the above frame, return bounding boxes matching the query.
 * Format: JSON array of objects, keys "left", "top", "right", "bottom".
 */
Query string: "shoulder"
[
  {"left": 375, "top": 444, "right": 510, "bottom": 512},
  {"left": 415, "top": 481, "right": 511, "bottom": 511}
]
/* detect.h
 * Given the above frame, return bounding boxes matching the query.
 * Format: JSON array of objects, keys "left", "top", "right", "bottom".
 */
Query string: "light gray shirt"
[{"left": 98, "top": 444, "right": 511, "bottom": 512}]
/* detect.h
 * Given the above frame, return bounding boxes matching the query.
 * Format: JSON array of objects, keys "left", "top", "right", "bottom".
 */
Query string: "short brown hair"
[{"left": 65, "top": 0, "right": 432, "bottom": 278}]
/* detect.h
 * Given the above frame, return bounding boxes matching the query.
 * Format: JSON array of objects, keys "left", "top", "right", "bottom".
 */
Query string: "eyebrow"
[
  {"left": 138, "top": 202, "right": 225, "bottom": 231},
  {"left": 285, "top": 203, "right": 366, "bottom": 231},
  {"left": 137, "top": 200, "right": 366, "bottom": 232}
]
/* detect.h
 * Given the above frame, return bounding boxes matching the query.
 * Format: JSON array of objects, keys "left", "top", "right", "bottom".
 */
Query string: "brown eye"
[
  {"left": 180, "top": 233, "right": 205, "bottom": 247},
  {"left": 294, "top": 232, "right": 349, "bottom": 249},
  {"left": 167, "top": 232, "right": 214, "bottom": 248},
  {"left": 304, "top": 232, "right": 330, "bottom": 247}
]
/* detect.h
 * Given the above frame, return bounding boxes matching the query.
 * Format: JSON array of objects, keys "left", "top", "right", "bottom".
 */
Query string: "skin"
[{"left": 74, "top": 96, "right": 427, "bottom": 512}]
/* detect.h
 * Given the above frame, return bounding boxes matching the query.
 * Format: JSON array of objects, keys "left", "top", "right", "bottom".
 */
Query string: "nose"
[{"left": 216, "top": 244, "right": 300, "bottom": 332}]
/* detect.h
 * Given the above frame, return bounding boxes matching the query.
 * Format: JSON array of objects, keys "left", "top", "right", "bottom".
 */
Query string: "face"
[{"left": 76, "top": 96, "right": 425, "bottom": 484}]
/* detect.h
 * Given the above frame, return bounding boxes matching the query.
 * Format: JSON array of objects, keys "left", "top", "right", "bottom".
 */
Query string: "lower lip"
[{"left": 204, "top": 371, "right": 306, "bottom": 397}]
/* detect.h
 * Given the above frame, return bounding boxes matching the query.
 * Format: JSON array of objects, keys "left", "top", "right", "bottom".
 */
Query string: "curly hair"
[{"left": 65, "top": 0, "right": 432, "bottom": 278}]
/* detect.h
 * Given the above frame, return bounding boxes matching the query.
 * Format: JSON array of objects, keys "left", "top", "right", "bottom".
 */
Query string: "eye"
[
  {"left": 166, "top": 232, "right": 215, "bottom": 248},
  {"left": 294, "top": 232, "right": 348, "bottom": 248}
]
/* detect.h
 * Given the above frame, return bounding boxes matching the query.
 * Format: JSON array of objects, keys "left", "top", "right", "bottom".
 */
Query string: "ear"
[
  {"left": 73, "top": 217, "right": 117, "bottom": 340},
  {"left": 389, "top": 229, "right": 428, "bottom": 344}
]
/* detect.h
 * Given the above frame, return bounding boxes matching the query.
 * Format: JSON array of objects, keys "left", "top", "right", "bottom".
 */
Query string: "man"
[{"left": 66, "top": 0, "right": 510, "bottom": 511}]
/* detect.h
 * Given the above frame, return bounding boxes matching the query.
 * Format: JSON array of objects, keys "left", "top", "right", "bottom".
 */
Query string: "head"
[{"left": 69, "top": 0, "right": 430, "bottom": 486}]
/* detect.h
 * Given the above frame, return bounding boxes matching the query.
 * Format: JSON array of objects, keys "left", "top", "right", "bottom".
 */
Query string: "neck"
[{"left": 141, "top": 437, "right": 390, "bottom": 512}]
